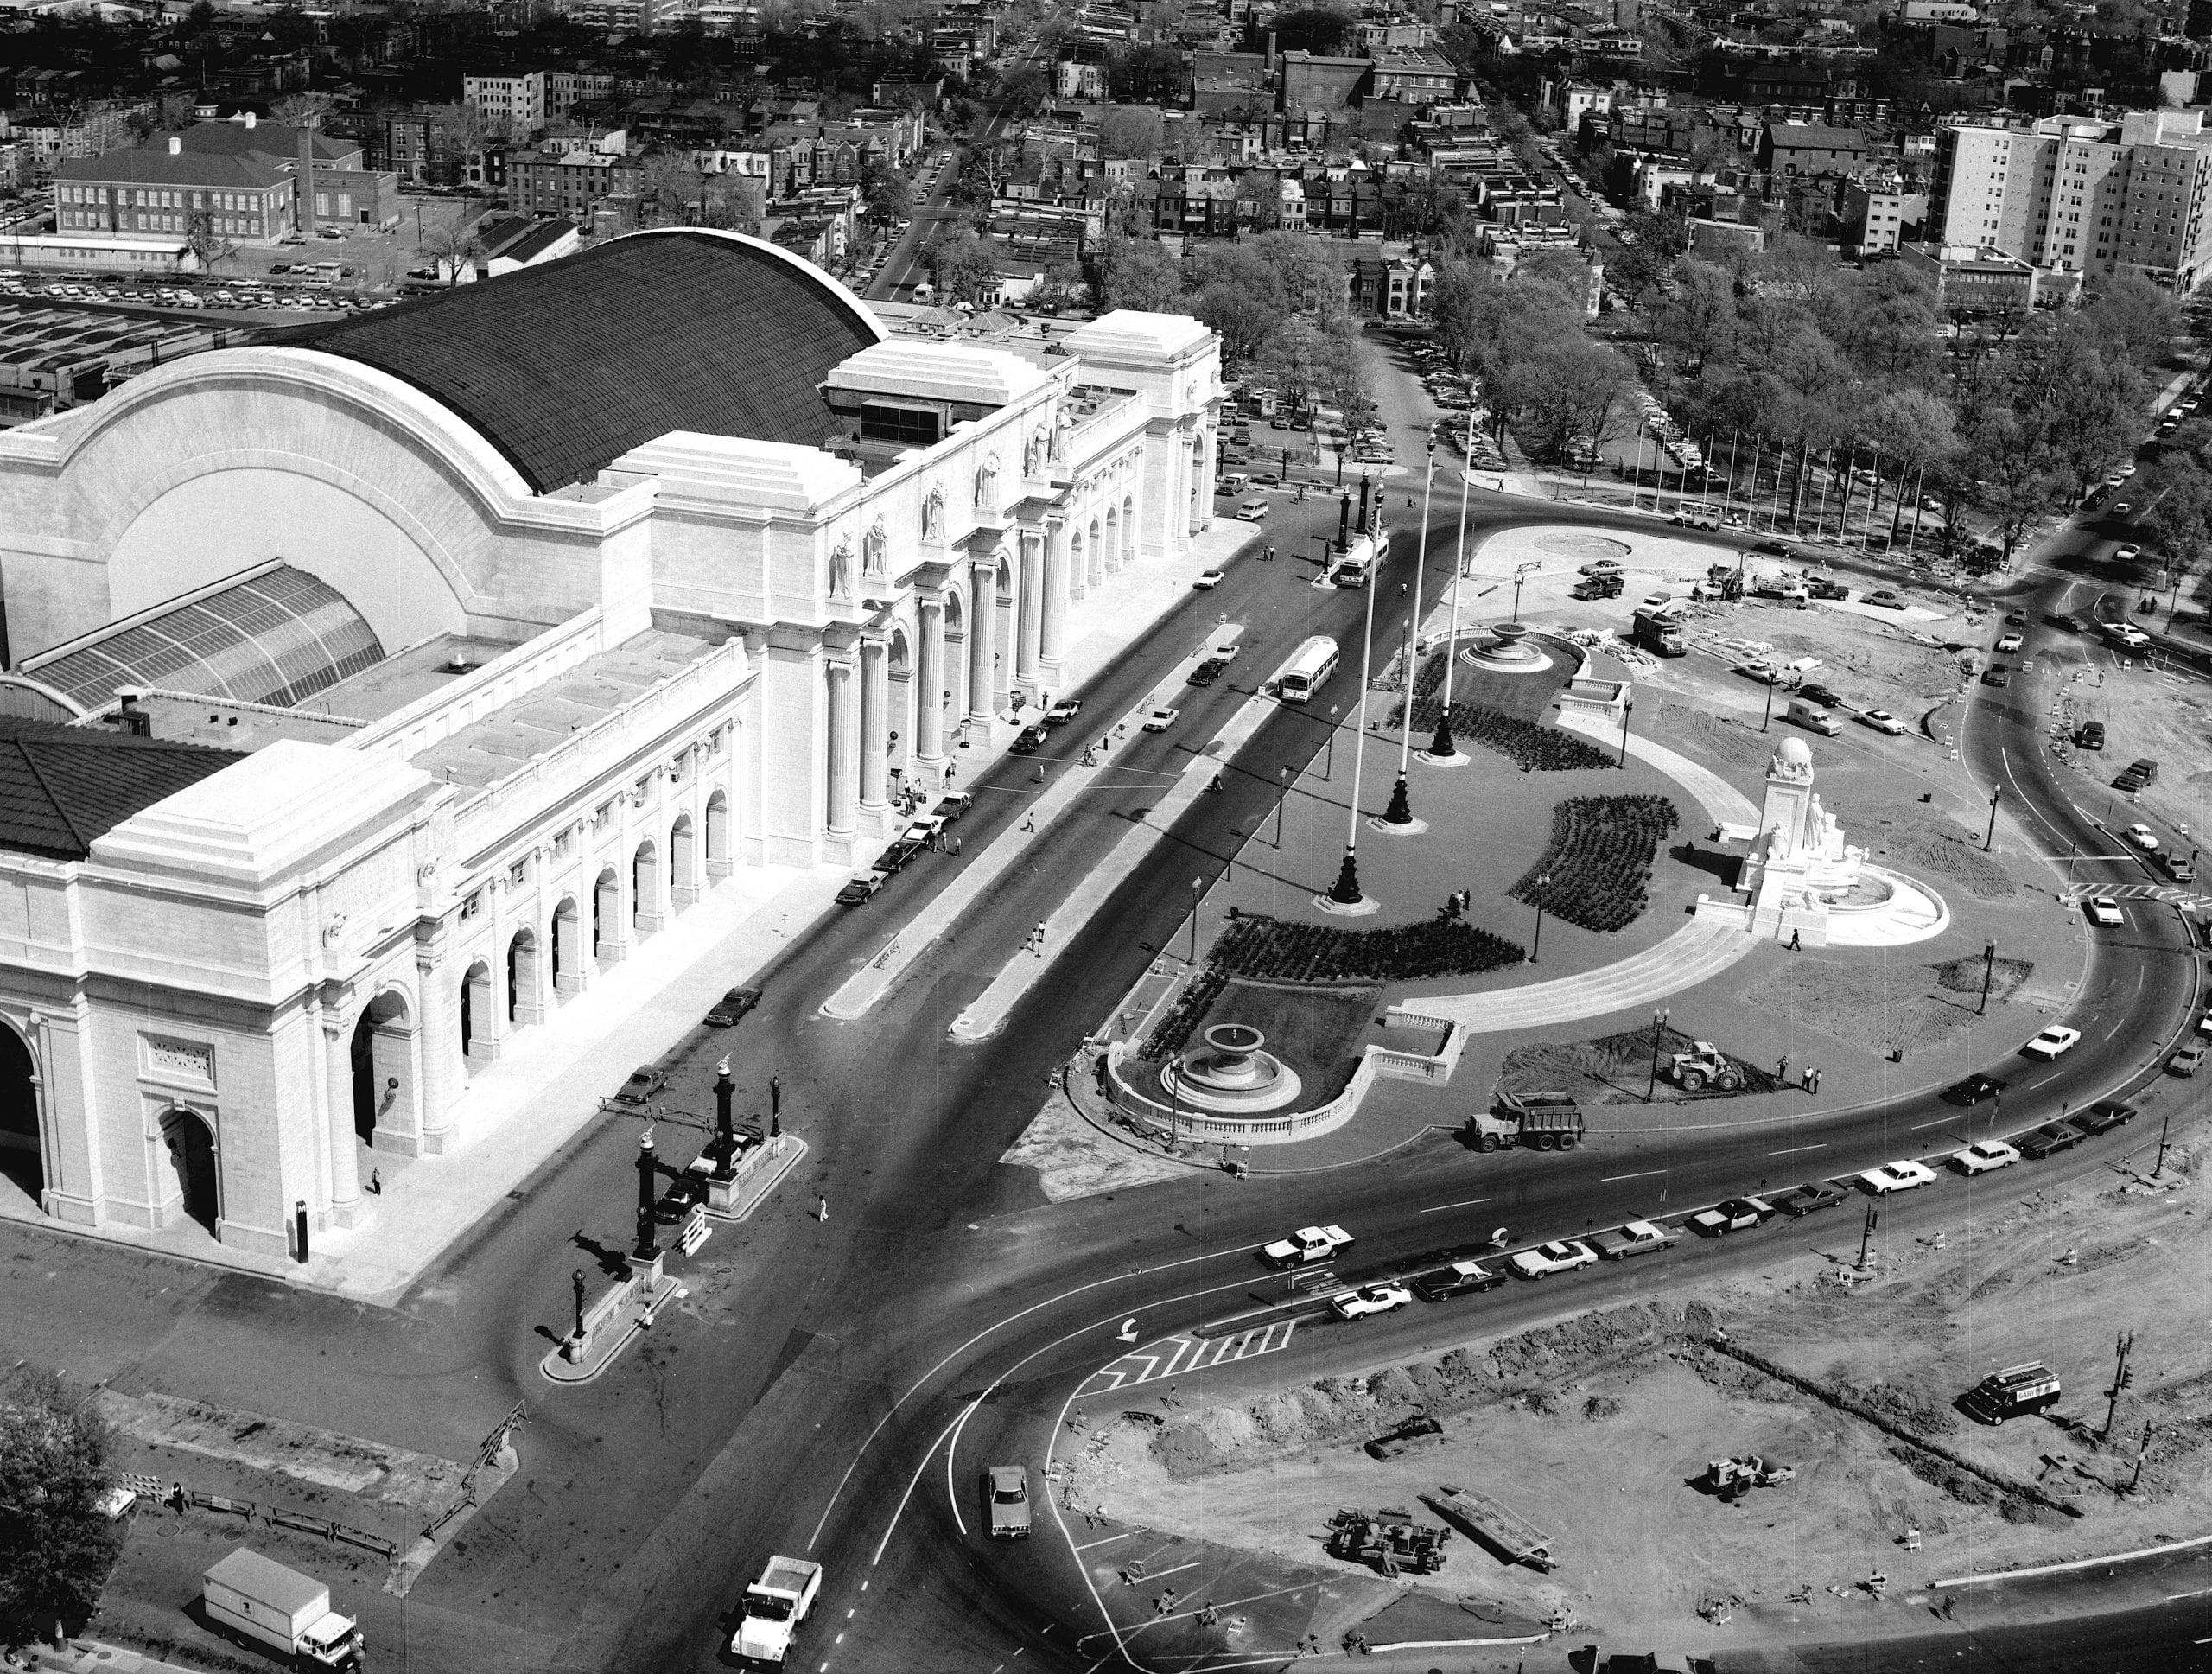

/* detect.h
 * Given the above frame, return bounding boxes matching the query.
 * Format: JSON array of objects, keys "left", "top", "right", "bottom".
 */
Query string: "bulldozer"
[
  {"left": 1668, "top": 1042, "right": 1744, "bottom": 1093},
  {"left": 1704, "top": 1454, "right": 1795, "bottom": 1502}
]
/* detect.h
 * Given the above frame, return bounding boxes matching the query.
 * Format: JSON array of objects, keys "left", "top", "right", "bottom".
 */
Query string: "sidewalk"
[{"left": 15, "top": 1641, "right": 206, "bottom": 1674}]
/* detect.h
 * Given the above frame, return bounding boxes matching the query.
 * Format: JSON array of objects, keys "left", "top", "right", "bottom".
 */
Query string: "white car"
[
  {"left": 1261, "top": 1224, "right": 1354, "bottom": 1267},
  {"left": 1509, "top": 1239, "right": 1599, "bottom": 1278},
  {"left": 1857, "top": 710, "right": 1906, "bottom": 735},
  {"left": 1952, "top": 1139, "right": 2021, "bottom": 1174},
  {"left": 1996, "top": 633, "right": 2024, "bottom": 653},
  {"left": 2126, "top": 824, "right": 2161, "bottom": 851},
  {"left": 2086, "top": 896, "right": 2123, "bottom": 927},
  {"left": 1142, "top": 707, "right": 1178, "bottom": 732},
  {"left": 1859, "top": 1160, "right": 1939, "bottom": 1194},
  {"left": 1193, "top": 570, "right": 1224, "bottom": 589},
  {"left": 1209, "top": 642, "right": 1239, "bottom": 662},
  {"left": 2024, "top": 1024, "right": 2082, "bottom": 1059},
  {"left": 1331, "top": 1281, "right": 1414, "bottom": 1320},
  {"left": 2115, "top": 543, "right": 2141, "bottom": 561}
]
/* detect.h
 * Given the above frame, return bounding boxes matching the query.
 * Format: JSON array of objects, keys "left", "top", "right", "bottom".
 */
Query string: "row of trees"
[{"left": 1428, "top": 250, "right": 1634, "bottom": 462}]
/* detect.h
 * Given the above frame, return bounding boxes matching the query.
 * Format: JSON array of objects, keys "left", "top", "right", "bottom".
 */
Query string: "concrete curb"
[{"left": 1931, "top": 1530, "right": 2212, "bottom": 1588}]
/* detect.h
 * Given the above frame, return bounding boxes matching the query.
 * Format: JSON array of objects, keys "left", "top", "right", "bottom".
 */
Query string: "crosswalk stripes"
[
  {"left": 1076, "top": 1320, "right": 1297, "bottom": 1397},
  {"left": 2062, "top": 883, "right": 2209, "bottom": 909}
]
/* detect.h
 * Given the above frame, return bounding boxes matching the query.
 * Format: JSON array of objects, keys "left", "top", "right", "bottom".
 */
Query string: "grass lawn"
[{"left": 1191, "top": 977, "right": 1378, "bottom": 1104}]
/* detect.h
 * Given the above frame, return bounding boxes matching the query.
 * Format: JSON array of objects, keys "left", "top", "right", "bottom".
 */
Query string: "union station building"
[{"left": 0, "top": 228, "right": 1223, "bottom": 1257}]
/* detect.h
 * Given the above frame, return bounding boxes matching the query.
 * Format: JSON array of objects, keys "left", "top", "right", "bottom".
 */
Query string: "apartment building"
[
  {"left": 1930, "top": 111, "right": 2212, "bottom": 290},
  {"left": 464, "top": 70, "right": 549, "bottom": 134}
]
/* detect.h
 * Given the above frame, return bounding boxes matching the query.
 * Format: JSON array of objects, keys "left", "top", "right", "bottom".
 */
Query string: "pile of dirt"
[
  {"left": 1932, "top": 954, "right": 2036, "bottom": 1003},
  {"left": 1149, "top": 1302, "right": 1701, "bottom": 1478},
  {"left": 1854, "top": 801, "right": 2018, "bottom": 901},
  {"left": 1498, "top": 1025, "right": 1783, "bottom": 1105},
  {"left": 1652, "top": 709, "right": 1776, "bottom": 771}
]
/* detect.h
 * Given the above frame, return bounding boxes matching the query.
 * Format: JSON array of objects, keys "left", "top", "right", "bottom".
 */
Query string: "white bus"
[{"left": 1279, "top": 636, "right": 1339, "bottom": 703}]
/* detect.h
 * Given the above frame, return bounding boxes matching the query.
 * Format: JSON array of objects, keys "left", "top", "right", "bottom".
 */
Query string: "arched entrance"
[
  {"left": 0, "top": 1022, "right": 39, "bottom": 1202},
  {"left": 995, "top": 560, "right": 1017, "bottom": 710},
  {"left": 1088, "top": 518, "right": 1103, "bottom": 589},
  {"left": 632, "top": 841, "right": 661, "bottom": 936},
  {"left": 1188, "top": 435, "right": 1205, "bottom": 530},
  {"left": 594, "top": 866, "right": 620, "bottom": 963},
  {"left": 507, "top": 928, "right": 539, "bottom": 1024},
  {"left": 943, "top": 591, "right": 969, "bottom": 722},
  {"left": 1068, "top": 530, "right": 1086, "bottom": 601},
  {"left": 461, "top": 958, "right": 491, "bottom": 1060},
  {"left": 670, "top": 814, "right": 696, "bottom": 907},
  {"left": 552, "top": 896, "right": 582, "bottom": 994},
  {"left": 161, "top": 1106, "right": 219, "bottom": 1234},
  {"left": 704, "top": 794, "right": 729, "bottom": 870},
  {"left": 349, "top": 990, "right": 413, "bottom": 1147}
]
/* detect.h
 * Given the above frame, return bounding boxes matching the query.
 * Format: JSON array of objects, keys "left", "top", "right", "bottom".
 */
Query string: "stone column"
[
  {"left": 415, "top": 941, "right": 460, "bottom": 1156},
  {"left": 1016, "top": 528, "right": 1044, "bottom": 691},
  {"left": 827, "top": 653, "right": 860, "bottom": 839},
  {"left": 1039, "top": 516, "right": 1071, "bottom": 686},
  {"left": 321, "top": 1008, "right": 365, "bottom": 1227},
  {"left": 966, "top": 559, "right": 997, "bottom": 728},
  {"left": 860, "top": 634, "right": 890, "bottom": 821},
  {"left": 916, "top": 595, "right": 946, "bottom": 770}
]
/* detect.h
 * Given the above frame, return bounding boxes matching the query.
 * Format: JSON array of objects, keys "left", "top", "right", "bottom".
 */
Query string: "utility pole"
[
  {"left": 1858, "top": 1203, "right": 1878, "bottom": 1270},
  {"left": 2128, "top": 1419, "right": 2156, "bottom": 1493},
  {"left": 2104, "top": 1330, "right": 2135, "bottom": 1440},
  {"left": 1644, "top": 1007, "right": 1670, "bottom": 1102},
  {"left": 1530, "top": 874, "right": 1550, "bottom": 964},
  {"left": 1760, "top": 676, "right": 1777, "bottom": 733},
  {"left": 1429, "top": 400, "right": 1477, "bottom": 761},
  {"left": 1984, "top": 782, "right": 2002, "bottom": 851},
  {"left": 1188, "top": 875, "right": 1202, "bottom": 965},
  {"left": 1382, "top": 440, "right": 1427, "bottom": 829},
  {"left": 1977, "top": 940, "right": 1997, "bottom": 1016},
  {"left": 1327, "top": 515, "right": 1382, "bottom": 907}
]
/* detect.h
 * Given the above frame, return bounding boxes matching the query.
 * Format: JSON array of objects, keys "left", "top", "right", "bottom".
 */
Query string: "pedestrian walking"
[
  {"left": 1801, "top": 1066, "right": 1813, "bottom": 1091},
  {"left": 1789, "top": 926, "right": 1802, "bottom": 951},
  {"left": 369, "top": 1167, "right": 382, "bottom": 1196},
  {"left": 1811, "top": 1067, "right": 1822, "bottom": 1094},
  {"left": 1942, "top": 1594, "right": 1958, "bottom": 1620},
  {"left": 1099, "top": 734, "right": 1110, "bottom": 754},
  {"left": 818, "top": 1195, "right": 828, "bottom": 1222},
  {"left": 1034, "top": 920, "right": 1047, "bottom": 953},
  {"left": 1021, "top": 813, "right": 1035, "bottom": 832}
]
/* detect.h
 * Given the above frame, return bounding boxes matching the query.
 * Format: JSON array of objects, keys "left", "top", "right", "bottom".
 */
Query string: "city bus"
[{"left": 1279, "top": 636, "right": 1340, "bottom": 703}]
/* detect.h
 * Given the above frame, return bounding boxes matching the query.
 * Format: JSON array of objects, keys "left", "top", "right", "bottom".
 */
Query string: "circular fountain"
[
  {"left": 1161, "top": 1022, "right": 1304, "bottom": 1114},
  {"left": 1461, "top": 621, "right": 1555, "bottom": 675}
]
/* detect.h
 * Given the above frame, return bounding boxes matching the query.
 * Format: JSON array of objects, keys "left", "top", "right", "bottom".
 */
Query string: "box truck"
[{"left": 201, "top": 1549, "right": 363, "bottom": 1670}]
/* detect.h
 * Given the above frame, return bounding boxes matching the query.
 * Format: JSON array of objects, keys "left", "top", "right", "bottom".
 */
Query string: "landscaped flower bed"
[
  {"left": 1386, "top": 651, "right": 1614, "bottom": 773},
  {"left": 1141, "top": 913, "right": 1524, "bottom": 1060},
  {"left": 1510, "top": 794, "right": 1681, "bottom": 933}
]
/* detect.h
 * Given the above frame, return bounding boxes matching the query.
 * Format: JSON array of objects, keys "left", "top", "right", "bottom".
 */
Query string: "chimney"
[
  {"left": 168, "top": 135, "right": 181, "bottom": 155},
  {"left": 298, "top": 122, "right": 315, "bottom": 239}
]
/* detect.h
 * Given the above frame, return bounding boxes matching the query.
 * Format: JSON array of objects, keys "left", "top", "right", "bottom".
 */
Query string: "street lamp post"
[
  {"left": 1760, "top": 676, "right": 1777, "bottom": 733},
  {"left": 1189, "top": 875, "right": 1203, "bottom": 965},
  {"left": 1984, "top": 782, "right": 2002, "bottom": 851},
  {"left": 1325, "top": 703, "right": 1339, "bottom": 780},
  {"left": 1618, "top": 694, "right": 1633, "bottom": 767},
  {"left": 1977, "top": 939, "right": 1996, "bottom": 1015},
  {"left": 1383, "top": 443, "right": 1435, "bottom": 827},
  {"left": 1511, "top": 561, "right": 1540, "bottom": 625},
  {"left": 1327, "top": 509, "right": 1384, "bottom": 907},
  {"left": 1644, "top": 1007, "right": 1671, "bottom": 1103},
  {"left": 1274, "top": 766, "right": 1290, "bottom": 846},
  {"left": 1530, "top": 873, "right": 1551, "bottom": 963},
  {"left": 1429, "top": 402, "right": 1478, "bottom": 761}
]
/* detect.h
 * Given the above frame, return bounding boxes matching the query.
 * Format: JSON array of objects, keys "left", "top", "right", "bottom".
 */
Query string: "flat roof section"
[{"left": 304, "top": 633, "right": 535, "bottom": 725}]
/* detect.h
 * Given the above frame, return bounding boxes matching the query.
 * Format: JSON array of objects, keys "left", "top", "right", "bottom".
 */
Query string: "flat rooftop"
[
  {"left": 302, "top": 633, "right": 531, "bottom": 725},
  {"left": 404, "top": 628, "right": 723, "bottom": 795}
]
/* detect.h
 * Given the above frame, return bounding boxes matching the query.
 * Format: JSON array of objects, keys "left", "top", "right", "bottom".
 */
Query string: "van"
[
  {"left": 911, "top": 281, "right": 935, "bottom": 302},
  {"left": 1217, "top": 471, "right": 1249, "bottom": 494},
  {"left": 1236, "top": 497, "right": 1268, "bottom": 521},
  {"left": 1959, "top": 1361, "right": 2062, "bottom": 1426},
  {"left": 1784, "top": 698, "right": 1841, "bottom": 735}
]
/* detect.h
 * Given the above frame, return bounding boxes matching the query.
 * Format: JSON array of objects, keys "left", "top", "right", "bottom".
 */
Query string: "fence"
[{"left": 128, "top": 1475, "right": 399, "bottom": 1558}]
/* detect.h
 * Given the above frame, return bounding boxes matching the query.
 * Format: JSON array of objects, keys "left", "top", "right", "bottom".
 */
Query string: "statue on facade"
[
  {"left": 828, "top": 536, "right": 855, "bottom": 600},
  {"left": 922, "top": 484, "right": 944, "bottom": 540},
  {"left": 861, "top": 518, "right": 887, "bottom": 579},
  {"left": 1050, "top": 410, "right": 1071, "bottom": 461},
  {"left": 975, "top": 453, "right": 1000, "bottom": 509}
]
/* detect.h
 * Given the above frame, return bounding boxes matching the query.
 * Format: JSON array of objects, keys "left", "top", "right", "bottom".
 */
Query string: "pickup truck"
[
  {"left": 1590, "top": 1219, "right": 1675, "bottom": 1260},
  {"left": 1260, "top": 1224, "right": 1354, "bottom": 1267},
  {"left": 734, "top": 1555, "right": 823, "bottom": 1664}
]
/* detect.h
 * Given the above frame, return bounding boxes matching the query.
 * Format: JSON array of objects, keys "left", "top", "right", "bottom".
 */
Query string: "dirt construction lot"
[{"left": 1061, "top": 1128, "right": 2212, "bottom": 1656}]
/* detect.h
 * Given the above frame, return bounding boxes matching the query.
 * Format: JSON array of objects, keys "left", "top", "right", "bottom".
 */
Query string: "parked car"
[
  {"left": 1773, "top": 1181, "right": 1847, "bottom": 1217},
  {"left": 1141, "top": 706, "right": 1179, "bottom": 732},
  {"left": 1857, "top": 710, "right": 1906, "bottom": 735},
  {"left": 613, "top": 1064, "right": 668, "bottom": 1106},
  {"left": 2069, "top": 1100, "right": 2139, "bottom": 1136},
  {"left": 1187, "top": 659, "right": 1224, "bottom": 687},
  {"left": 1411, "top": 1259, "right": 1504, "bottom": 1301},
  {"left": 2024, "top": 1025, "right": 2082, "bottom": 1059},
  {"left": 1865, "top": 589, "right": 1905, "bottom": 608},
  {"left": 2171, "top": 1042, "right": 2207, "bottom": 1077},
  {"left": 1008, "top": 724, "right": 1048, "bottom": 755},
  {"left": 1509, "top": 1239, "right": 1599, "bottom": 1278},
  {"left": 2125, "top": 824, "right": 2161, "bottom": 851},
  {"left": 1331, "top": 1281, "right": 1414, "bottom": 1320},
  {"left": 835, "top": 873, "right": 887, "bottom": 906},
  {"left": 933, "top": 792, "right": 974, "bottom": 822},
  {"left": 2164, "top": 852, "right": 2197, "bottom": 882},
  {"left": 1733, "top": 661, "right": 1784, "bottom": 685},
  {"left": 1982, "top": 666, "right": 2010, "bottom": 688},
  {"left": 1996, "top": 633, "right": 2024, "bottom": 653},
  {"left": 1951, "top": 1139, "right": 2020, "bottom": 1174},
  {"left": 1193, "top": 570, "right": 1225, "bottom": 590},
  {"left": 2077, "top": 721, "right": 2106, "bottom": 750},
  {"left": 2085, "top": 897, "right": 2124, "bottom": 927},
  {"left": 1859, "top": 1160, "right": 1938, "bottom": 1194},
  {"left": 1046, "top": 697, "right": 1082, "bottom": 726},
  {"left": 1941, "top": 1073, "right": 2008, "bottom": 1105},
  {"left": 704, "top": 986, "right": 763, "bottom": 1027},
  {"left": 1797, "top": 684, "right": 1842, "bottom": 709},
  {"left": 2018, "top": 1123, "right": 2082, "bottom": 1160},
  {"left": 1591, "top": 1219, "right": 1675, "bottom": 1260}
]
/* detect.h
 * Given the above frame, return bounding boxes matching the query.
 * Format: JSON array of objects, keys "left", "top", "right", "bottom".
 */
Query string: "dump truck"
[
  {"left": 1630, "top": 605, "right": 1688, "bottom": 656},
  {"left": 734, "top": 1555, "right": 823, "bottom": 1664},
  {"left": 1666, "top": 1043, "right": 1743, "bottom": 1093},
  {"left": 1464, "top": 1090, "right": 1586, "bottom": 1151},
  {"left": 200, "top": 1549, "right": 363, "bottom": 1671}
]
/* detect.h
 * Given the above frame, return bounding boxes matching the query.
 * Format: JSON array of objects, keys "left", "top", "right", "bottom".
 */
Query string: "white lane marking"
[
  {"left": 873, "top": 1410, "right": 965, "bottom": 1567},
  {"left": 1769, "top": 1143, "right": 1826, "bottom": 1155},
  {"left": 1420, "top": 1196, "right": 1491, "bottom": 1214},
  {"left": 1603, "top": 1168, "right": 1667, "bottom": 1183},
  {"left": 1076, "top": 1531, "right": 1135, "bottom": 1551}
]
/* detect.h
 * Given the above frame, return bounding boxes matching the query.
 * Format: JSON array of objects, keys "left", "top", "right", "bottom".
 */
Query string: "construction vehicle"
[
  {"left": 1630, "top": 605, "right": 1688, "bottom": 656},
  {"left": 1667, "top": 1043, "right": 1743, "bottom": 1093},
  {"left": 1464, "top": 1090, "right": 1586, "bottom": 1151},
  {"left": 1704, "top": 1454, "right": 1795, "bottom": 1501},
  {"left": 1424, "top": 1485, "right": 1557, "bottom": 1571},
  {"left": 200, "top": 1550, "right": 363, "bottom": 1671},
  {"left": 1365, "top": 1413, "right": 1446, "bottom": 1460},
  {"left": 734, "top": 1556, "right": 823, "bottom": 1664},
  {"left": 1326, "top": 1508, "right": 1450, "bottom": 1575},
  {"left": 1572, "top": 573, "right": 1625, "bottom": 601}
]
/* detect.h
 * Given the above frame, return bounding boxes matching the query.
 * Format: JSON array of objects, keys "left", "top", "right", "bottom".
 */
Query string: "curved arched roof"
[
  {"left": 287, "top": 229, "right": 887, "bottom": 494},
  {"left": 10, "top": 563, "right": 384, "bottom": 716}
]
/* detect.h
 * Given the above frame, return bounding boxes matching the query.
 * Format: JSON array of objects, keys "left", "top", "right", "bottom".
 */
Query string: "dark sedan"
[
  {"left": 1412, "top": 1259, "right": 1505, "bottom": 1302},
  {"left": 2068, "top": 1100, "right": 2139, "bottom": 1136},
  {"left": 1773, "top": 1181, "right": 1847, "bottom": 1217},
  {"left": 1942, "top": 1073, "right": 2009, "bottom": 1106},
  {"left": 704, "top": 986, "right": 763, "bottom": 1028},
  {"left": 2019, "top": 1123, "right": 2083, "bottom": 1160}
]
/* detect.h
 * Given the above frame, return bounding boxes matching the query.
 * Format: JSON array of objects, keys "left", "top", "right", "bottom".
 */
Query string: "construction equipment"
[
  {"left": 1364, "top": 1412, "right": 1446, "bottom": 1460},
  {"left": 1464, "top": 1090, "right": 1586, "bottom": 1152},
  {"left": 1667, "top": 1043, "right": 1743, "bottom": 1093},
  {"left": 1704, "top": 1454, "right": 1795, "bottom": 1501},
  {"left": 1325, "top": 1508, "right": 1450, "bottom": 1575},
  {"left": 1424, "top": 1485, "right": 1557, "bottom": 1571}
]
